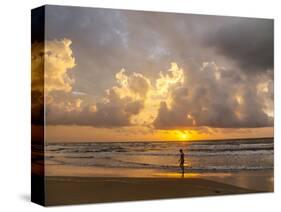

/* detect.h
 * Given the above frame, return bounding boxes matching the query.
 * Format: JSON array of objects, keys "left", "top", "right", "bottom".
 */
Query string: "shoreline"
[
  {"left": 45, "top": 166, "right": 273, "bottom": 191},
  {"left": 44, "top": 176, "right": 265, "bottom": 206}
]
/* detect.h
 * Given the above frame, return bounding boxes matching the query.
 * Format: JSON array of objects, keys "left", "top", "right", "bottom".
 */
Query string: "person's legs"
[
  {"left": 180, "top": 163, "right": 184, "bottom": 178},
  {"left": 180, "top": 163, "right": 184, "bottom": 174}
]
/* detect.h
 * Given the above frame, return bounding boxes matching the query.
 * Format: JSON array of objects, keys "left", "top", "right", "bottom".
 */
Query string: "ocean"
[{"left": 44, "top": 137, "right": 272, "bottom": 172}]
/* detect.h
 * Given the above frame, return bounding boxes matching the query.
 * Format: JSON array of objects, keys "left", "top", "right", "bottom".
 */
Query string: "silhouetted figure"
[{"left": 178, "top": 149, "right": 185, "bottom": 177}]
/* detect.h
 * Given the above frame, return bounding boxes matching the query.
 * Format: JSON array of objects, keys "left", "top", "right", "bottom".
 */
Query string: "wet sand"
[{"left": 45, "top": 176, "right": 262, "bottom": 206}]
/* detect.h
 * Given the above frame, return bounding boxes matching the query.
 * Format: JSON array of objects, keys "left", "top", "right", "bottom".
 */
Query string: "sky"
[{"left": 32, "top": 5, "right": 274, "bottom": 142}]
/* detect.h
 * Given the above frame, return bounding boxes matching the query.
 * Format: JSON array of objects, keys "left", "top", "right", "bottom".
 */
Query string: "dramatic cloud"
[
  {"left": 113, "top": 69, "right": 151, "bottom": 99},
  {"left": 44, "top": 60, "right": 273, "bottom": 129},
  {"left": 32, "top": 38, "right": 76, "bottom": 93},
  {"left": 153, "top": 61, "right": 273, "bottom": 129},
  {"left": 31, "top": 7, "right": 273, "bottom": 138},
  {"left": 44, "top": 39, "right": 76, "bottom": 92},
  {"left": 45, "top": 62, "right": 185, "bottom": 127},
  {"left": 43, "top": 6, "right": 274, "bottom": 100},
  {"left": 46, "top": 68, "right": 149, "bottom": 127},
  {"left": 206, "top": 18, "right": 274, "bottom": 73},
  {"left": 32, "top": 38, "right": 76, "bottom": 124}
]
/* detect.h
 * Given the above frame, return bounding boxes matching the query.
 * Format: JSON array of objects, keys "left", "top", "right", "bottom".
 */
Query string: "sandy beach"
[{"left": 44, "top": 176, "right": 262, "bottom": 206}]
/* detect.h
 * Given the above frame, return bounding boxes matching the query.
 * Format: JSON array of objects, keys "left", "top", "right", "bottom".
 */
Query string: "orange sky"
[{"left": 44, "top": 125, "right": 273, "bottom": 143}]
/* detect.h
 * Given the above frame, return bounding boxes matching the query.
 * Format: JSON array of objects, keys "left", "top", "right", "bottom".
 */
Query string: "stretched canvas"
[{"left": 31, "top": 5, "right": 274, "bottom": 206}]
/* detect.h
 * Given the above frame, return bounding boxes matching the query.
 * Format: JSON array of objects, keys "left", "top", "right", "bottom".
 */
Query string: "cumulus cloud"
[
  {"left": 32, "top": 38, "right": 76, "bottom": 124},
  {"left": 45, "top": 62, "right": 185, "bottom": 127},
  {"left": 46, "top": 68, "right": 149, "bottom": 127},
  {"left": 154, "top": 61, "right": 273, "bottom": 129},
  {"left": 32, "top": 38, "right": 76, "bottom": 93},
  {"left": 113, "top": 69, "right": 151, "bottom": 99},
  {"left": 44, "top": 39, "right": 76, "bottom": 92},
  {"left": 44, "top": 59, "right": 273, "bottom": 129}
]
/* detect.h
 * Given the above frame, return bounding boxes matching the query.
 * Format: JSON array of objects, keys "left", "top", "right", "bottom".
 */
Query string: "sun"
[{"left": 178, "top": 131, "right": 191, "bottom": 141}]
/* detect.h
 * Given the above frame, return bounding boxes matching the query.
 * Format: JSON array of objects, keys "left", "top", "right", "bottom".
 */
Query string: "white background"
[{"left": 0, "top": 0, "right": 280, "bottom": 211}]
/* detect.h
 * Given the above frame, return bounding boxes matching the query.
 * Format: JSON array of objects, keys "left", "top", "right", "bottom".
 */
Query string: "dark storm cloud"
[{"left": 205, "top": 18, "right": 274, "bottom": 73}]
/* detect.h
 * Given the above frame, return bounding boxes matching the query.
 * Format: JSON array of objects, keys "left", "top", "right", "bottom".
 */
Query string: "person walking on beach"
[{"left": 178, "top": 149, "right": 185, "bottom": 176}]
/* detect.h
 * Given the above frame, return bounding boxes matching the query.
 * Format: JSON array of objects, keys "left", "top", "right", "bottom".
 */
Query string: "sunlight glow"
[{"left": 177, "top": 131, "right": 191, "bottom": 141}]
